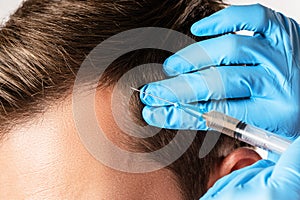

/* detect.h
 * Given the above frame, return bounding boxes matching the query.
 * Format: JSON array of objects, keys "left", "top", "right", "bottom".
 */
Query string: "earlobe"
[{"left": 208, "top": 147, "right": 262, "bottom": 188}]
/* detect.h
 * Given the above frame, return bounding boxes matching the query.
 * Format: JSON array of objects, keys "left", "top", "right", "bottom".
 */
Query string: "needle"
[{"left": 130, "top": 87, "right": 177, "bottom": 106}]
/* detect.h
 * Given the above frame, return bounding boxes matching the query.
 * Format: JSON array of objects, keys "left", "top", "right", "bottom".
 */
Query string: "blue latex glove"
[
  {"left": 140, "top": 4, "right": 300, "bottom": 140},
  {"left": 200, "top": 136, "right": 300, "bottom": 200}
]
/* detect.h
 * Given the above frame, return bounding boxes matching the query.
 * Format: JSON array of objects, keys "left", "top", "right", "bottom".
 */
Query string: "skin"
[
  {"left": 0, "top": 90, "right": 182, "bottom": 200},
  {"left": 0, "top": 88, "right": 261, "bottom": 199}
]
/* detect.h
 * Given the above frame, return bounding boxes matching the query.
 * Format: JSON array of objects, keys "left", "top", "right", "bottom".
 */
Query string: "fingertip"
[
  {"left": 141, "top": 106, "right": 151, "bottom": 124},
  {"left": 141, "top": 106, "right": 165, "bottom": 128},
  {"left": 164, "top": 43, "right": 210, "bottom": 76},
  {"left": 163, "top": 56, "right": 180, "bottom": 76},
  {"left": 190, "top": 18, "right": 212, "bottom": 36},
  {"left": 191, "top": 4, "right": 270, "bottom": 38},
  {"left": 139, "top": 84, "right": 150, "bottom": 105},
  {"left": 163, "top": 55, "right": 188, "bottom": 76},
  {"left": 139, "top": 83, "right": 180, "bottom": 106},
  {"left": 140, "top": 84, "right": 173, "bottom": 106},
  {"left": 142, "top": 106, "right": 180, "bottom": 129},
  {"left": 190, "top": 7, "right": 226, "bottom": 37},
  {"left": 190, "top": 21, "right": 202, "bottom": 36}
]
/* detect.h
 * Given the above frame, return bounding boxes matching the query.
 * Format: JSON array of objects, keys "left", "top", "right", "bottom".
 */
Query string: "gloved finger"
[
  {"left": 191, "top": 4, "right": 271, "bottom": 37},
  {"left": 163, "top": 34, "right": 269, "bottom": 76},
  {"left": 271, "top": 136, "right": 300, "bottom": 183},
  {"left": 142, "top": 98, "right": 261, "bottom": 130},
  {"left": 142, "top": 105, "right": 208, "bottom": 130},
  {"left": 202, "top": 160, "right": 275, "bottom": 199},
  {"left": 140, "top": 65, "right": 273, "bottom": 106}
]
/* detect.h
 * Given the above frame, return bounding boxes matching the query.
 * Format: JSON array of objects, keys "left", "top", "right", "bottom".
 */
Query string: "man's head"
[{"left": 0, "top": 0, "right": 261, "bottom": 199}]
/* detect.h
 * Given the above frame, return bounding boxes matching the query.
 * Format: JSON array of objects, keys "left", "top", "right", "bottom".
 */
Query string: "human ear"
[{"left": 207, "top": 147, "right": 262, "bottom": 188}]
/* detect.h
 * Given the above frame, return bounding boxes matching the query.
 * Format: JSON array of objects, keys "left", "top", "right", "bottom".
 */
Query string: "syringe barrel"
[
  {"left": 236, "top": 123, "right": 291, "bottom": 154},
  {"left": 203, "top": 111, "right": 291, "bottom": 154}
]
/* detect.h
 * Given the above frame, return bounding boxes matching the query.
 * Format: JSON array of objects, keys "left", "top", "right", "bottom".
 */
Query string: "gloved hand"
[
  {"left": 200, "top": 136, "right": 300, "bottom": 200},
  {"left": 140, "top": 4, "right": 300, "bottom": 140}
]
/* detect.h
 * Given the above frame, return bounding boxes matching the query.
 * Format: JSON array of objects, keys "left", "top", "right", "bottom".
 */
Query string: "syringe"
[
  {"left": 178, "top": 104, "right": 291, "bottom": 155},
  {"left": 132, "top": 87, "right": 291, "bottom": 154}
]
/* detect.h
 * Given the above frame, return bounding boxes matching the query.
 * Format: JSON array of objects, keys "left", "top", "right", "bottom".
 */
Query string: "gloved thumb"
[{"left": 271, "top": 136, "right": 300, "bottom": 182}]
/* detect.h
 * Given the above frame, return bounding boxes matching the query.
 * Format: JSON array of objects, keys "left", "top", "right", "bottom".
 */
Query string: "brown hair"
[{"left": 0, "top": 0, "right": 248, "bottom": 199}]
